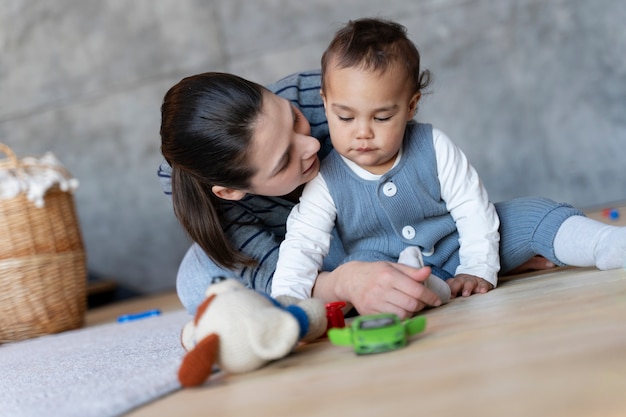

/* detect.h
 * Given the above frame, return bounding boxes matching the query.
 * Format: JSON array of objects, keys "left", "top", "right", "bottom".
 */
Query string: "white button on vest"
[
  {"left": 382, "top": 182, "right": 397, "bottom": 197},
  {"left": 402, "top": 225, "right": 416, "bottom": 240},
  {"left": 422, "top": 247, "right": 435, "bottom": 256}
]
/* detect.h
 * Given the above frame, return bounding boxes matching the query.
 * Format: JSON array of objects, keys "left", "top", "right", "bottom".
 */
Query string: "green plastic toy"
[{"left": 327, "top": 313, "right": 426, "bottom": 355}]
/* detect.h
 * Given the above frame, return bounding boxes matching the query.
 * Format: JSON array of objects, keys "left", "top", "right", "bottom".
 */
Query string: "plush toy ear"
[
  {"left": 180, "top": 293, "right": 217, "bottom": 352},
  {"left": 178, "top": 333, "right": 219, "bottom": 387},
  {"left": 180, "top": 321, "right": 197, "bottom": 352},
  {"left": 245, "top": 309, "right": 300, "bottom": 360}
]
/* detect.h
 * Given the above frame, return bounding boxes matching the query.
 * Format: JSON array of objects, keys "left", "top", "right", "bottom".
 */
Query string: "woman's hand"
[
  {"left": 313, "top": 261, "right": 442, "bottom": 320},
  {"left": 446, "top": 274, "right": 493, "bottom": 298}
]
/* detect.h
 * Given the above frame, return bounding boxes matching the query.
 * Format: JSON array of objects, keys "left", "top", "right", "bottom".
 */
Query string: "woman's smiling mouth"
[{"left": 303, "top": 158, "right": 319, "bottom": 176}]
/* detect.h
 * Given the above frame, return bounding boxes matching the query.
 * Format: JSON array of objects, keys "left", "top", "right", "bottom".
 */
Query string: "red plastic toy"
[{"left": 323, "top": 301, "right": 346, "bottom": 337}]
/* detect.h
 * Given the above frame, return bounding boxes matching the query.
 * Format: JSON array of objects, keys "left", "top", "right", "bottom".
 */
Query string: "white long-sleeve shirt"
[{"left": 271, "top": 127, "right": 500, "bottom": 299}]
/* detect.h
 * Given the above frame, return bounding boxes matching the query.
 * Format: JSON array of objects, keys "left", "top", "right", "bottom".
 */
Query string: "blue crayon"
[{"left": 117, "top": 309, "right": 161, "bottom": 323}]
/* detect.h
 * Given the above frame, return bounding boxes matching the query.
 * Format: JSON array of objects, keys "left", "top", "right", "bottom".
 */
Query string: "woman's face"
[{"left": 246, "top": 91, "right": 321, "bottom": 197}]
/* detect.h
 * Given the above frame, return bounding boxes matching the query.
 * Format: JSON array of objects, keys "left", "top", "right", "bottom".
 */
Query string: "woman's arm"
[
  {"left": 159, "top": 163, "right": 292, "bottom": 297},
  {"left": 219, "top": 195, "right": 296, "bottom": 293},
  {"left": 175, "top": 195, "right": 293, "bottom": 314}
]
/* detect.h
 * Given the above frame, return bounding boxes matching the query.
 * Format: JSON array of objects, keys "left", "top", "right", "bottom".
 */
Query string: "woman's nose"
[{"left": 301, "top": 134, "right": 320, "bottom": 158}]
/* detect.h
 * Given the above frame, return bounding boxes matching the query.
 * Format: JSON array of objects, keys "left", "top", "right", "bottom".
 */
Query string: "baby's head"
[
  {"left": 321, "top": 18, "right": 430, "bottom": 97},
  {"left": 320, "top": 18, "right": 431, "bottom": 174}
]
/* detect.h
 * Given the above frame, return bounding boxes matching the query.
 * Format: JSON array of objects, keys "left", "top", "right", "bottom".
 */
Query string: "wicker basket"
[{"left": 0, "top": 143, "right": 87, "bottom": 343}]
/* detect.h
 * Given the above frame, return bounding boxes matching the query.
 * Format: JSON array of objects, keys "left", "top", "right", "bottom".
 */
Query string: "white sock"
[
  {"left": 553, "top": 215, "right": 626, "bottom": 270},
  {"left": 398, "top": 247, "right": 451, "bottom": 303}
]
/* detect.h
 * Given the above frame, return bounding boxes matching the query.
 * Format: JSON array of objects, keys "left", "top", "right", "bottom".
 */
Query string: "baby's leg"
[
  {"left": 497, "top": 197, "right": 626, "bottom": 271},
  {"left": 398, "top": 247, "right": 451, "bottom": 304},
  {"left": 496, "top": 197, "right": 584, "bottom": 272},
  {"left": 554, "top": 215, "right": 626, "bottom": 270}
]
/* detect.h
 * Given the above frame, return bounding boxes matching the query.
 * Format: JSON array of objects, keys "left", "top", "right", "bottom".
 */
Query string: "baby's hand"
[{"left": 447, "top": 274, "right": 493, "bottom": 298}]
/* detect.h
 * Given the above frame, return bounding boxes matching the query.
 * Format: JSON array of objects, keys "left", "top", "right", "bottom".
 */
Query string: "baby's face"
[{"left": 321, "top": 62, "right": 420, "bottom": 175}]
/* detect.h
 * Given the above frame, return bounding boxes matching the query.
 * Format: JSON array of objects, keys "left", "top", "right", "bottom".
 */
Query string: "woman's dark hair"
[
  {"left": 160, "top": 72, "right": 265, "bottom": 269},
  {"left": 321, "top": 17, "right": 431, "bottom": 95}
]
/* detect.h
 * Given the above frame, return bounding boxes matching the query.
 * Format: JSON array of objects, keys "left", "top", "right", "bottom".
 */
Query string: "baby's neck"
[
  {"left": 341, "top": 150, "right": 400, "bottom": 178},
  {"left": 362, "top": 155, "right": 397, "bottom": 175}
]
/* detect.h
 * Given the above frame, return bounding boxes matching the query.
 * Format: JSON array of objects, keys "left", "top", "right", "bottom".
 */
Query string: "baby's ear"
[
  {"left": 211, "top": 185, "right": 246, "bottom": 201},
  {"left": 408, "top": 92, "right": 421, "bottom": 117},
  {"left": 180, "top": 320, "right": 197, "bottom": 351}
]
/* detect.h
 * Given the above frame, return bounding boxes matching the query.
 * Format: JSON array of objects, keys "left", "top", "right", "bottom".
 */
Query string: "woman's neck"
[{"left": 281, "top": 184, "right": 305, "bottom": 203}]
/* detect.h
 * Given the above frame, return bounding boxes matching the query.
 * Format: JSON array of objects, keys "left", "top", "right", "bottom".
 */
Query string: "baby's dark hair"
[
  {"left": 321, "top": 18, "right": 431, "bottom": 95},
  {"left": 160, "top": 72, "right": 265, "bottom": 268}
]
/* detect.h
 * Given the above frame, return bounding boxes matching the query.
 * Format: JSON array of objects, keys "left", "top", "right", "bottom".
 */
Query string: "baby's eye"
[
  {"left": 374, "top": 116, "right": 392, "bottom": 122},
  {"left": 338, "top": 116, "right": 354, "bottom": 122}
]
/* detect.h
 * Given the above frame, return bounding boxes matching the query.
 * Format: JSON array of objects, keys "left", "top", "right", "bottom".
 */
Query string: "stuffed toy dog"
[{"left": 178, "top": 277, "right": 327, "bottom": 387}]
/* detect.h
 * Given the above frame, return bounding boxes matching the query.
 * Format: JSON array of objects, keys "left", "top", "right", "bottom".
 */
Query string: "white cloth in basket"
[{"left": 0, "top": 152, "right": 78, "bottom": 208}]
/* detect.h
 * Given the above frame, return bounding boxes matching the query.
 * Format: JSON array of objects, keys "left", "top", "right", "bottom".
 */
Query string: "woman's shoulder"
[
  {"left": 266, "top": 70, "right": 321, "bottom": 99},
  {"left": 221, "top": 195, "right": 294, "bottom": 223}
]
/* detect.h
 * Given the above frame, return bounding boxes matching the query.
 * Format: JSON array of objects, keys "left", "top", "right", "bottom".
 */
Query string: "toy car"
[{"left": 327, "top": 313, "right": 426, "bottom": 355}]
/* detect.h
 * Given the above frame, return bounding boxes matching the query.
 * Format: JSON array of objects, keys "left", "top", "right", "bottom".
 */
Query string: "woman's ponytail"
[{"left": 171, "top": 167, "right": 255, "bottom": 269}]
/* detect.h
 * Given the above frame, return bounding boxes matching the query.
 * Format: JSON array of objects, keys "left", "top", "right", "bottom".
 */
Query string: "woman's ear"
[{"left": 212, "top": 185, "right": 246, "bottom": 201}]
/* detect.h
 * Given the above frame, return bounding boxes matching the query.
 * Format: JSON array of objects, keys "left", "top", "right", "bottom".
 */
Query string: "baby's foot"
[{"left": 595, "top": 226, "right": 626, "bottom": 270}]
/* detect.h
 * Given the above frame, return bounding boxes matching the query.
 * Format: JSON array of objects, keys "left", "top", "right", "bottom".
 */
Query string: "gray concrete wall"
[{"left": 1, "top": 0, "right": 624, "bottom": 294}]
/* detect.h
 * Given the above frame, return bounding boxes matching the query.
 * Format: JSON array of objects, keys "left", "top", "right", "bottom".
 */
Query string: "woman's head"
[
  {"left": 161, "top": 72, "right": 262, "bottom": 268},
  {"left": 160, "top": 72, "right": 320, "bottom": 268},
  {"left": 160, "top": 72, "right": 261, "bottom": 193},
  {"left": 161, "top": 72, "right": 320, "bottom": 200}
]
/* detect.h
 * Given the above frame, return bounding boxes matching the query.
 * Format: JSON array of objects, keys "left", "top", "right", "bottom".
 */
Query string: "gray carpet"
[{"left": 0, "top": 309, "right": 190, "bottom": 417}]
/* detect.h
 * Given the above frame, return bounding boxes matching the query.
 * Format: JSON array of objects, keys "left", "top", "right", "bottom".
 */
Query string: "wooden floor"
[{"left": 89, "top": 205, "right": 626, "bottom": 417}]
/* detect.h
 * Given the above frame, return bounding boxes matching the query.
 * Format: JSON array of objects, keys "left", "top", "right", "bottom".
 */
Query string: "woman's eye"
[{"left": 279, "top": 154, "right": 291, "bottom": 173}]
